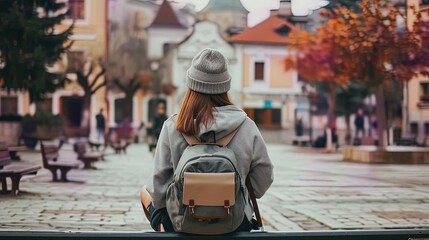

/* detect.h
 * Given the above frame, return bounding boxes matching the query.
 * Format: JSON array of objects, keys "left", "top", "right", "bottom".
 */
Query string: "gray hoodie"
[{"left": 147, "top": 105, "right": 274, "bottom": 219}]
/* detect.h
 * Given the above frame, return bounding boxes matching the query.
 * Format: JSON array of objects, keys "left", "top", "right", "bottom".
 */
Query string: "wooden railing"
[{"left": 0, "top": 230, "right": 428, "bottom": 240}]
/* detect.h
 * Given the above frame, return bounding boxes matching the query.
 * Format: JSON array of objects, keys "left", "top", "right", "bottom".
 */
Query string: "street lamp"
[
  {"left": 150, "top": 60, "right": 163, "bottom": 123},
  {"left": 150, "top": 61, "right": 160, "bottom": 102},
  {"left": 150, "top": 61, "right": 159, "bottom": 72}
]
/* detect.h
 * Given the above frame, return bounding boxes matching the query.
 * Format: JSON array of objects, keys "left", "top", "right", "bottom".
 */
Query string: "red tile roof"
[
  {"left": 149, "top": 0, "right": 186, "bottom": 29},
  {"left": 229, "top": 15, "right": 296, "bottom": 45}
]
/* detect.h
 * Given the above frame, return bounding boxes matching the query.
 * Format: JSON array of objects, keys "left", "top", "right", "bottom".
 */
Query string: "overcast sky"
[{"left": 173, "top": 0, "right": 329, "bottom": 26}]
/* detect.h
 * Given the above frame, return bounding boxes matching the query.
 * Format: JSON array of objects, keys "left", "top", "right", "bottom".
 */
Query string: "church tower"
[{"left": 199, "top": 0, "right": 248, "bottom": 39}]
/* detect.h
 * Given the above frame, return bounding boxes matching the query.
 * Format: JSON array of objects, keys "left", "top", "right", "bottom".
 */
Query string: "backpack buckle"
[
  {"left": 188, "top": 199, "right": 232, "bottom": 220},
  {"left": 189, "top": 199, "right": 195, "bottom": 216},
  {"left": 224, "top": 200, "right": 231, "bottom": 218}
]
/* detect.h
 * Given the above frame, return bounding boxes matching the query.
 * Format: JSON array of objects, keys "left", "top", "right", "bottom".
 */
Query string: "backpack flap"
[{"left": 183, "top": 172, "right": 235, "bottom": 220}]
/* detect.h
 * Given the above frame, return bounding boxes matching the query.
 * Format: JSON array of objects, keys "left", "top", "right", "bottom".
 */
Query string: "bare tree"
[{"left": 71, "top": 59, "right": 106, "bottom": 136}]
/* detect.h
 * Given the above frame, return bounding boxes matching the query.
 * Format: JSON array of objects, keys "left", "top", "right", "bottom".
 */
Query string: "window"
[
  {"left": 420, "top": 82, "right": 429, "bottom": 103},
  {"left": 114, "top": 98, "right": 134, "bottom": 124},
  {"left": 60, "top": 96, "right": 83, "bottom": 127},
  {"left": 67, "top": 51, "right": 85, "bottom": 73},
  {"left": 275, "top": 24, "right": 291, "bottom": 36},
  {"left": 114, "top": 98, "right": 127, "bottom": 124},
  {"left": 252, "top": 108, "right": 281, "bottom": 128},
  {"left": 254, "top": 62, "right": 265, "bottom": 81},
  {"left": 66, "top": 0, "right": 85, "bottom": 20},
  {"left": 0, "top": 96, "right": 18, "bottom": 115}
]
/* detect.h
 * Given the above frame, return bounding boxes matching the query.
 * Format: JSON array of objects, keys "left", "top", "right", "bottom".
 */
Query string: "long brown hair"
[{"left": 176, "top": 89, "right": 232, "bottom": 136}]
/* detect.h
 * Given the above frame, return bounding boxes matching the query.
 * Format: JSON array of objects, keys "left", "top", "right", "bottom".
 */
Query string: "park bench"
[
  {"left": 0, "top": 141, "right": 27, "bottom": 160},
  {"left": 108, "top": 139, "right": 130, "bottom": 154},
  {"left": 397, "top": 122, "right": 418, "bottom": 146},
  {"left": 89, "top": 138, "right": 129, "bottom": 154},
  {"left": 88, "top": 140, "right": 106, "bottom": 151},
  {"left": 40, "top": 143, "right": 80, "bottom": 182},
  {"left": 398, "top": 135, "right": 417, "bottom": 146},
  {"left": 292, "top": 135, "right": 310, "bottom": 146},
  {"left": 7, "top": 145, "right": 28, "bottom": 160},
  {"left": 0, "top": 143, "right": 40, "bottom": 195},
  {"left": 0, "top": 229, "right": 427, "bottom": 240},
  {"left": 73, "top": 142, "right": 102, "bottom": 169}
]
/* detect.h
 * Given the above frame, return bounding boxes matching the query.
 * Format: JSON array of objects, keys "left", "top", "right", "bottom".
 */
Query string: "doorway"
[
  {"left": 244, "top": 108, "right": 281, "bottom": 128},
  {"left": 60, "top": 96, "right": 84, "bottom": 137}
]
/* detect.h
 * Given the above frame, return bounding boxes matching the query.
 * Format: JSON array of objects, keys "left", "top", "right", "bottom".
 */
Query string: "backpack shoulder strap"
[
  {"left": 215, "top": 128, "right": 240, "bottom": 147},
  {"left": 171, "top": 115, "right": 199, "bottom": 145},
  {"left": 182, "top": 134, "right": 201, "bottom": 146},
  {"left": 246, "top": 177, "right": 263, "bottom": 230}
]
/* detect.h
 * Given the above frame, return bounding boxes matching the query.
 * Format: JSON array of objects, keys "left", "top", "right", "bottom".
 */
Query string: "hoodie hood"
[{"left": 198, "top": 105, "right": 247, "bottom": 141}]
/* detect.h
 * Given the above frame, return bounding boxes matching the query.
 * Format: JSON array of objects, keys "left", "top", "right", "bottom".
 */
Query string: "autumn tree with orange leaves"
[
  {"left": 286, "top": 9, "right": 354, "bottom": 142},
  {"left": 341, "top": 0, "right": 429, "bottom": 147},
  {"left": 288, "top": 0, "right": 429, "bottom": 148}
]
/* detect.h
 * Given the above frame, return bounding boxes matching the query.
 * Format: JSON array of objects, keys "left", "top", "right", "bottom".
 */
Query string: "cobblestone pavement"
[{"left": 1, "top": 139, "right": 428, "bottom": 232}]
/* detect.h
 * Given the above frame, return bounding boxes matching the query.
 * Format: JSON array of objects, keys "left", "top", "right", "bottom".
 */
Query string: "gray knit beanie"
[{"left": 186, "top": 48, "right": 231, "bottom": 94}]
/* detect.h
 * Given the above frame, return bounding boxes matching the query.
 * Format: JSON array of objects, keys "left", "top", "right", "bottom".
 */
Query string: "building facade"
[
  {"left": 198, "top": 0, "right": 248, "bottom": 39},
  {"left": 1, "top": 0, "right": 306, "bottom": 141},
  {"left": 406, "top": 0, "right": 429, "bottom": 143},
  {"left": 229, "top": 13, "right": 301, "bottom": 129},
  {"left": 0, "top": 0, "right": 109, "bottom": 140},
  {"left": 171, "top": 21, "right": 242, "bottom": 113},
  {"left": 56, "top": 0, "right": 108, "bottom": 138}
]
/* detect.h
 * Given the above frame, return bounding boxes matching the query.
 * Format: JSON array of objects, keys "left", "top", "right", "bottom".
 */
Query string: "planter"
[
  {"left": 36, "top": 125, "right": 62, "bottom": 140},
  {"left": 343, "top": 146, "right": 429, "bottom": 164},
  {"left": 23, "top": 137, "right": 38, "bottom": 149},
  {"left": 0, "top": 122, "right": 21, "bottom": 145},
  {"left": 21, "top": 111, "right": 63, "bottom": 142}
]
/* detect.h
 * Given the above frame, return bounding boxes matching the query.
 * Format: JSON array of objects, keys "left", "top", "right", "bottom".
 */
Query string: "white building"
[
  {"left": 146, "top": 0, "right": 193, "bottom": 60},
  {"left": 171, "top": 21, "right": 242, "bottom": 112}
]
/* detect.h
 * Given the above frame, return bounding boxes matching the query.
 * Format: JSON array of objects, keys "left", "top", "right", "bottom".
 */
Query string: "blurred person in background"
[
  {"left": 295, "top": 116, "right": 304, "bottom": 137},
  {"left": 153, "top": 102, "right": 168, "bottom": 143},
  {"left": 96, "top": 108, "right": 106, "bottom": 143},
  {"left": 354, "top": 108, "right": 365, "bottom": 141}
]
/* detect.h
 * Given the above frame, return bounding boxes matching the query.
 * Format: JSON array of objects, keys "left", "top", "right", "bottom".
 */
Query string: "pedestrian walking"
[
  {"left": 354, "top": 108, "right": 365, "bottom": 143},
  {"left": 117, "top": 117, "right": 132, "bottom": 142},
  {"left": 95, "top": 108, "right": 105, "bottom": 143},
  {"left": 148, "top": 102, "right": 168, "bottom": 153},
  {"left": 153, "top": 102, "right": 168, "bottom": 142},
  {"left": 140, "top": 48, "right": 273, "bottom": 234},
  {"left": 295, "top": 116, "right": 304, "bottom": 137},
  {"left": 138, "top": 121, "right": 146, "bottom": 143}
]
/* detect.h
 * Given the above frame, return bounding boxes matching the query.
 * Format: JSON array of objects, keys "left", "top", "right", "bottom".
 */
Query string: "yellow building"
[
  {"left": 45, "top": 0, "right": 109, "bottom": 138},
  {"left": 229, "top": 12, "right": 301, "bottom": 129},
  {"left": 0, "top": 0, "right": 108, "bottom": 139},
  {"left": 406, "top": 0, "right": 429, "bottom": 143}
]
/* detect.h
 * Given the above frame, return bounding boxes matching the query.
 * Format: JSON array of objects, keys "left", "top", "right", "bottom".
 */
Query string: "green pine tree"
[
  {"left": 0, "top": 0, "right": 73, "bottom": 102},
  {"left": 325, "top": 0, "right": 362, "bottom": 12}
]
